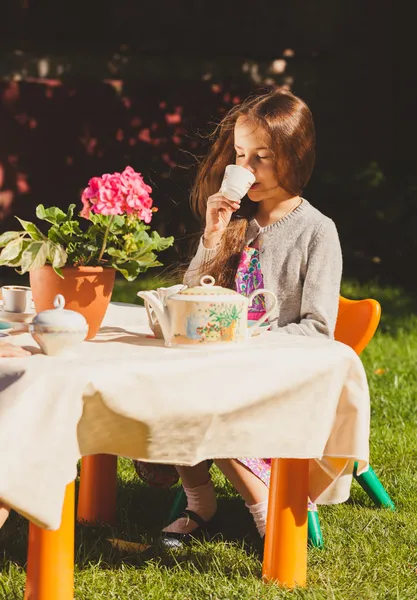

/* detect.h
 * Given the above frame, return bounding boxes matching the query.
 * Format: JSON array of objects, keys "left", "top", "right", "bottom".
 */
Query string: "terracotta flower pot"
[{"left": 29, "top": 265, "right": 116, "bottom": 340}]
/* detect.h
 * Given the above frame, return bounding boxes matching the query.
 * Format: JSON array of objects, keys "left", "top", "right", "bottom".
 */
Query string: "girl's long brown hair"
[{"left": 189, "top": 88, "right": 316, "bottom": 288}]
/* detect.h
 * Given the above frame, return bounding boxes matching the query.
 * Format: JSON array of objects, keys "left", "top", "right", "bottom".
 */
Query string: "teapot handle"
[
  {"left": 144, "top": 290, "right": 160, "bottom": 324},
  {"left": 247, "top": 289, "right": 278, "bottom": 336}
]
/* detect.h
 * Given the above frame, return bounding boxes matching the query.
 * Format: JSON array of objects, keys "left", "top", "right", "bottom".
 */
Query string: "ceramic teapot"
[
  {"left": 29, "top": 294, "right": 88, "bottom": 356},
  {"left": 137, "top": 275, "right": 278, "bottom": 348}
]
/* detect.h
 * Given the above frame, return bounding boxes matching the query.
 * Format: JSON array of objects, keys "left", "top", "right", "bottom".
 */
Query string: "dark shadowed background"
[{"left": 1, "top": 1, "right": 401, "bottom": 288}]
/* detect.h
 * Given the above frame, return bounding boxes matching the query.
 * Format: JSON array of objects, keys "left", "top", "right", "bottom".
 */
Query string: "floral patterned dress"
[
  {"left": 234, "top": 245, "right": 272, "bottom": 486},
  {"left": 234, "top": 245, "right": 317, "bottom": 511}
]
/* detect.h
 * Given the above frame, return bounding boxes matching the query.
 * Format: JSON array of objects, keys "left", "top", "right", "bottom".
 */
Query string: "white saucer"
[{"left": 0, "top": 307, "right": 35, "bottom": 323}]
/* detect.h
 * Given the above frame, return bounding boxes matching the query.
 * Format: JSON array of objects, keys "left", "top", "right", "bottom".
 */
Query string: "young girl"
[{"left": 161, "top": 88, "right": 343, "bottom": 545}]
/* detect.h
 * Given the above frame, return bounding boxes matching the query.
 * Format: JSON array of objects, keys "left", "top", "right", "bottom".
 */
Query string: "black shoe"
[{"left": 160, "top": 510, "right": 212, "bottom": 549}]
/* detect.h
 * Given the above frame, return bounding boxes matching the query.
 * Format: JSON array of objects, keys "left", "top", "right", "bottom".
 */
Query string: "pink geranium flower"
[{"left": 81, "top": 166, "right": 154, "bottom": 221}]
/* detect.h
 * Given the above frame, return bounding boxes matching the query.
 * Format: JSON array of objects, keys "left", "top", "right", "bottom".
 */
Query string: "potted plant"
[{"left": 0, "top": 166, "right": 174, "bottom": 338}]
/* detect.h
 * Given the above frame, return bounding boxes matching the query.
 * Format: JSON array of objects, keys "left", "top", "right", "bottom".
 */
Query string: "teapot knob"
[
  {"left": 200, "top": 275, "right": 215, "bottom": 287},
  {"left": 53, "top": 294, "right": 66, "bottom": 310}
]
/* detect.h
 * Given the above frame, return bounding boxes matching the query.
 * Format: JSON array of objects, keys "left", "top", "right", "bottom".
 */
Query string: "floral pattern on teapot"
[{"left": 171, "top": 301, "right": 246, "bottom": 345}]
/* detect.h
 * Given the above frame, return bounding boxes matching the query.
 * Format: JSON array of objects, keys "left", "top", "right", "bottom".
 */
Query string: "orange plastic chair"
[{"left": 335, "top": 296, "right": 381, "bottom": 355}]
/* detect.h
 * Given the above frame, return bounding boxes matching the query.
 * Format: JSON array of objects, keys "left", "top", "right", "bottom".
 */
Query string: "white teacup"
[
  {"left": 220, "top": 164, "right": 256, "bottom": 202},
  {"left": 144, "top": 284, "right": 187, "bottom": 338},
  {"left": 1, "top": 285, "right": 33, "bottom": 313}
]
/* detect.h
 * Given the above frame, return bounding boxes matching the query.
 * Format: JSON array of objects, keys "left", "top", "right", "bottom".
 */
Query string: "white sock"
[
  {"left": 163, "top": 478, "right": 217, "bottom": 535},
  {"left": 248, "top": 498, "right": 317, "bottom": 538},
  {"left": 247, "top": 499, "right": 268, "bottom": 538}
]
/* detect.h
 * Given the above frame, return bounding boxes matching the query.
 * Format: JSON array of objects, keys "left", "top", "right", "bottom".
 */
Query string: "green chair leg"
[
  {"left": 167, "top": 486, "right": 187, "bottom": 524},
  {"left": 308, "top": 509, "right": 324, "bottom": 548},
  {"left": 353, "top": 462, "right": 395, "bottom": 510}
]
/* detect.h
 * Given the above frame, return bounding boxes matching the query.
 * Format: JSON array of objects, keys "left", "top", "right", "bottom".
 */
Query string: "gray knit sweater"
[{"left": 184, "top": 199, "right": 343, "bottom": 338}]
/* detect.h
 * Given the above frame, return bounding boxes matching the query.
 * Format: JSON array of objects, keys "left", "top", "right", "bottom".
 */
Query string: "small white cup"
[
  {"left": 220, "top": 164, "right": 256, "bottom": 202},
  {"left": 1, "top": 285, "right": 33, "bottom": 313},
  {"left": 144, "top": 284, "right": 187, "bottom": 338}
]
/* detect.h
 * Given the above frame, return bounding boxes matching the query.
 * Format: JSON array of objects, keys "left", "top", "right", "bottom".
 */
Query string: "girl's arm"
[
  {"left": 184, "top": 191, "right": 240, "bottom": 286},
  {"left": 278, "top": 219, "right": 343, "bottom": 338},
  {"left": 183, "top": 236, "right": 221, "bottom": 286}
]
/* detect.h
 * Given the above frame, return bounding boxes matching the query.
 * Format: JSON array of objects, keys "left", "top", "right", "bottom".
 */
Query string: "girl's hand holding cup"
[{"left": 204, "top": 165, "right": 255, "bottom": 248}]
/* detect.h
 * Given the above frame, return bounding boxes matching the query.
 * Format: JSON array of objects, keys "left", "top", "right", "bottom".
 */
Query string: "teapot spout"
[{"left": 137, "top": 291, "right": 171, "bottom": 343}]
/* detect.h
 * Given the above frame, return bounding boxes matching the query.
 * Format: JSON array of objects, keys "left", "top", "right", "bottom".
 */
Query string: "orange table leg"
[
  {"left": 24, "top": 481, "right": 75, "bottom": 600},
  {"left": 262, "top": 458, "right": 309, "bottom": 588},
  {"left": 77, "top": 454, "right": 117, "bottom": 525}
]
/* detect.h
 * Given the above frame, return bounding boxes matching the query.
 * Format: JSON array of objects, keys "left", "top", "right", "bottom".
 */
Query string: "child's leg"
[
  {"left": 215, "top": 458, "right": 269, "bottom": 537},
  {"left": 163, "top": 462, "right": 217, "bottom": 535},
  {"left": 215, "top": 459, "right": 269, "bottom": 504},
  {"left": 0, "top": 502, "right": 10, "bottom": 529},
  {"left": 177, "top": 462, "right": 211, "bottom": 489}
]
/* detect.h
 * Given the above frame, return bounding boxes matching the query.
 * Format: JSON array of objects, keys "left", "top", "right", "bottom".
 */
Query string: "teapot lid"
[
  {"left": 177, "top": 275, "right": 239, "bottom": 297},
  {"left": 32, "top": 294, "right": 88, "bottom": 329}
]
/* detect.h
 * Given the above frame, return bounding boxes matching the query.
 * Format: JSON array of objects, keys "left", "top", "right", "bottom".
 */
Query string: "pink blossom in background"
[
  {"left": 2, "top": 82, "right": 20, "bottom": 106},
  {"left": 16, "top": 173, "right": 30, "bottom": 194},
  {"left": 138, "top": 128, "right": 151, "bottom": 143},
  {"left": 122, "top": 97, "right": 132, "bottom": 109},
  {"left": 162, "top": 153, "right": 176, "bottom": 168},
  {"left": 80, "top": 193, "right": 92, "bottom": 218},
  {"left": 81, "top": 166, "right": 154, "bottom": 221},
  {"left": 165, "top": 113, "right": 181, "bottom": 125}
]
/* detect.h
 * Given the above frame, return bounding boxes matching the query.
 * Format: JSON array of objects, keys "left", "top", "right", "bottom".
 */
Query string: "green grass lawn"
[{"left": 1, "top": 276, "right": 417, "bottom": 599}]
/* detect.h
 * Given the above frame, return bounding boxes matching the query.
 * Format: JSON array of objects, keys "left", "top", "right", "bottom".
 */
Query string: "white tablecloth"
[{"left": 0, "top": 303, "right": 370, "bottom": 529}]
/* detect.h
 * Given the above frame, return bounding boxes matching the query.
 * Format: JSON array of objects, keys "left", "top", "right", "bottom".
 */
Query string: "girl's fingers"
[
  {"left": 207, "top": 198, "right": 241, "bottom": 212},
  {"left": 208, "top": 193, "right": 241, "bottom": 208}
]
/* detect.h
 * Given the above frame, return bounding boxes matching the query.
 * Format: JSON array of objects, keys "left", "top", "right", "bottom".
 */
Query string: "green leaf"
[
  {"left": 52, "top": 266, "right": 64, "bottom": 278},
  {"left": 131, "top": 229, "right": 150, "bottom": 244},
  {"left": 66, "top": 204, "right": 76, "bottom": 220},
  {"left": 47, "top": 241, "right": 67, "bottom": 269},
  {"left": 59, "top": 220, "right": 83, "bottom": 237},
  {"left": 111, "top": 215, "right": 125, "bottom": 229},
  {"left": 89, "top": 213, "right": 114, "bottom": 228},
  {"left": 36, "top": 205, "right": 67, "bottom": 225},
  {"left": 112, "top": 261, "right": 142, "bottom": 281},
  {"left": 151, "top": 231, "right": 174, "bottom": 252},
  {"left": 16, "top": 218, "right": 46, "bottom": 241},
  {"left": 106, "top": 247, "right": 129, "bottom": 260},
  {"left": 47, "top": 225, "right": 67, "bottom": 245},
  {"left": 20, "top": 241, "right": 49, "bottom": 273},
  {"left": 0, "top": 231, "right": 21, "bottom": 248},
  {"left": 0, "top": 237, "right": 24, "bottom": 265}
]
